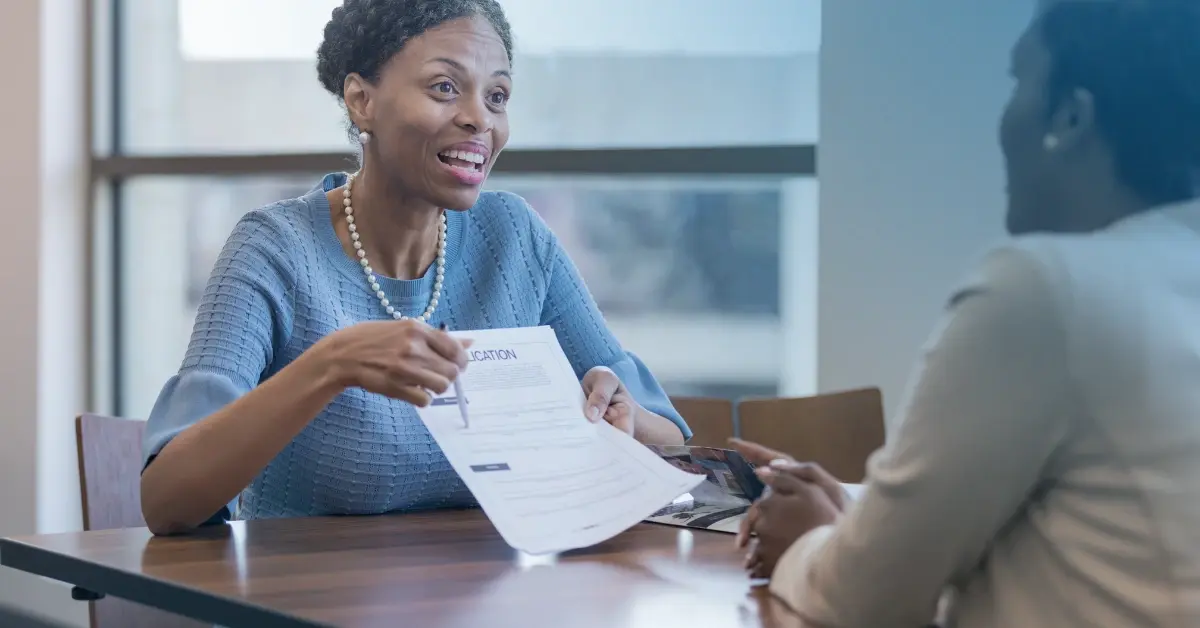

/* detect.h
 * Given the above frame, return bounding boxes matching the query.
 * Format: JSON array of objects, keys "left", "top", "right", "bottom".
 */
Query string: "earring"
[
  {"left": 1042, "top": 134, "right": 1059, "bottom": 150},
  {"left": 358, "top": 130, "right": 372, "bottom": 144}
]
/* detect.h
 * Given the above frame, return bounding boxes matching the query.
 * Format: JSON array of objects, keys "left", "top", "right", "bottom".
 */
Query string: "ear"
[
  {"left": 1047, "top": 87, "right": 1096, "bottom": 153},
  {"left": 343, "top": 72, "right": 375, "bottom": 133}
]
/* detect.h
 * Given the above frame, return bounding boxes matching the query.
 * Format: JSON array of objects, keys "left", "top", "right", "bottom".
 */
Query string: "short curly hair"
[
  {"left": 316, "top": 0, "right": 513, "bottom": 138},
  {"left": 1040, "top": 1, "right": 1200, "bottom": 205}
]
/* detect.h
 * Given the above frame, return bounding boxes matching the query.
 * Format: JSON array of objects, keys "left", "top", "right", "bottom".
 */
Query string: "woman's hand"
[
  {"left": 729, "top": 439, "right": 849, "bottom": 550},
  {"left": 580, "top": 366, "right": 686, "bottom": 445},
  {"left": 743, "top": 467, "right": 842, "bottom": 579},
  {"left": 582, "top": 366, "right": 637, "bottom": 436},
  {"left": 316, "top": 319, "right": 471, "bottom": 405}
]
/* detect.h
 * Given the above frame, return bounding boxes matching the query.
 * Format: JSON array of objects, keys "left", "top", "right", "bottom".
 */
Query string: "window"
[
  {"left": 117, "top": 0, "right": 818, "bottom": 154},
  {"left": 93, "top": 0, "right": 820, "bottom": 417}
]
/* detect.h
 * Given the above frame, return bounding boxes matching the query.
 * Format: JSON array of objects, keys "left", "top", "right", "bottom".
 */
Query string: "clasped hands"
[{"left": 729, "top": 439, "right": 846, "bottom": 580}]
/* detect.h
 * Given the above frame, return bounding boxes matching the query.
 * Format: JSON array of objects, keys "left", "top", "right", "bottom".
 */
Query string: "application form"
[{"left": 416, "top": 326, "right": 704, "bottom": 554}]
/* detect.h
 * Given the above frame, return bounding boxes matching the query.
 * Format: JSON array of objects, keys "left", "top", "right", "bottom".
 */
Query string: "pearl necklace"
[{"left": 343, "top": 172, "right": 445, "bottom": 321}]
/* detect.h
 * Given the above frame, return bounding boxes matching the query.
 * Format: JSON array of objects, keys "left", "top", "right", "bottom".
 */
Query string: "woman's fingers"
[
  {"left": 582, "top": 368, "right": 620, "bottom": 422},
  {"left": 425, "top": 326, "right": 471, "bottom": 368},
  {"left": 389, "top": 358, "right": 454, "bottom": 394},
  {"left": 736, "top": 502, "right": 760, "bottom": 548},
  {"left": 399, "top": 333, "right": 464, "bottom": 384},
  {"left": 743, "top": 536, "right": 760, "bottom": 569},
  {"left": 729, "top": 438, "right": 795, "bottom": 467},
  {"left": 358, "top": 377, "right": 433, "bottom": 407},
  {"left": 775, "top": 460, "right": 838, "bottom": 486},
  {"left": 584, "top": 388, "right": 611, "bottom": 422},
  {"left": 769, "top": 460, "right": 846, "bottom": 510},
  {"left": 393, "top": 385, "right": 433, "bottom": 407},
  {"left": 756, "top": 467, "right": 809, "bottom": 496}
]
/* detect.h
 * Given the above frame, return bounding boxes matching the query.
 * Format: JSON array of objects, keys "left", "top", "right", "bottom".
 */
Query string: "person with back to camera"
[
  {"left": 730, "top": 1, "right": 1200, "bottom": 626},
  {"left": 139, "top": 0, "right": 690, "bottom": 536}
]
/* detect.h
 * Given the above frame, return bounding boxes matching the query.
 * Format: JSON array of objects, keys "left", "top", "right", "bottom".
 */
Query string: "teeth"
[{"left": 439, "top": 149, "right": 485, "bottom": 164}]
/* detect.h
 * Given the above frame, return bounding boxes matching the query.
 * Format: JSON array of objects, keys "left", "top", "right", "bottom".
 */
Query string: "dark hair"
[
  {"left": 1040, "top": 0, "right": 1200, "bottom": 205},
  {"left": 316, "top": 0, "right": 513, "bottom": 136}
]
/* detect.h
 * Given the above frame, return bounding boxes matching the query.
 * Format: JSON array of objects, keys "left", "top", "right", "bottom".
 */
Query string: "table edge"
[{"left": 0, "top": 536, "right": 324, "bottom": 628}]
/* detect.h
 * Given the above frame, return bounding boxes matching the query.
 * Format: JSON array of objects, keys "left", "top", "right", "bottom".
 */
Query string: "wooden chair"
[
  {"left": 737, "top": 388, "right": 886, "bottom": 483},
  {"left": 75, "top": 414, "right": 207, "bottom": 628},
  {"left": 669, "top": 397, "right": 735, "bottom": 448}
]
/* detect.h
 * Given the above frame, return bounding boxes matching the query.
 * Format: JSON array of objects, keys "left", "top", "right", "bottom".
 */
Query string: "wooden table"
[{"left": 0, "top": 510, "right": 806, "bottom": 627}]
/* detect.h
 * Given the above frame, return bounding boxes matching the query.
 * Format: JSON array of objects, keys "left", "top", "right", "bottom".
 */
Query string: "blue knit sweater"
[{"left": 143, "top": 173, "right": 690, "bottom": 522}]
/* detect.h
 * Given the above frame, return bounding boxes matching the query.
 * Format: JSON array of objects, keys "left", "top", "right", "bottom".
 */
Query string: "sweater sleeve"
[
  {"left": 511, "top": 195, "right": 691, "bottom": 441},
  {"left": 768, "top": 243, "right": 1073, "bottom": 626},
  {"left": 142, "top": 209, "right": 296, "bottom": 522}
]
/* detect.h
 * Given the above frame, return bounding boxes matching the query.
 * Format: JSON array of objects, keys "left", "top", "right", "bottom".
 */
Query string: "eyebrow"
[{"left": 428, "top": 57, "right": 511, "bottom": 79}]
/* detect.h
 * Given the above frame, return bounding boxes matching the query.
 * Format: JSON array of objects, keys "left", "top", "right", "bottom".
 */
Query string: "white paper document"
[{"left": 415, "top": 326, "right": 705, "bottom": 554}]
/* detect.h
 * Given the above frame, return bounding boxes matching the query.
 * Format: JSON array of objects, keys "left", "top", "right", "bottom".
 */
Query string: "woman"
[
  {"left": 139, "top": 0, "right": 689, "bottom": 536},
  {"left": 735, "top": 2, "right": 1200, "bottom": 627}
]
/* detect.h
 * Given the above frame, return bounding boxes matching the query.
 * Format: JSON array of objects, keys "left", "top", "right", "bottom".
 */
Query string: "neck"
[
  {"left": 347, "top": 164, "right": 442, "bottom": 280},
  {"left": 1059, "top": 175, "right": 1148, "bottom": 234}
]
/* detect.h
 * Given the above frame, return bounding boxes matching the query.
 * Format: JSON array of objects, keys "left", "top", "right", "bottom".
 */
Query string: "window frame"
[{"left": 88, "top": 0, "right": 817, "bottom": 416}]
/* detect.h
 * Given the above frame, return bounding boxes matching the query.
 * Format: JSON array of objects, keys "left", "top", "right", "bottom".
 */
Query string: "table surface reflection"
[{"left": 0, "top": 509, "right": 806, "bottom": 627}]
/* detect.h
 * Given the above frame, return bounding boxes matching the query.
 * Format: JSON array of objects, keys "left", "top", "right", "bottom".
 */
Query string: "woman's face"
[
  {"left": 998, "top": 23, "right": 1060, "bottom": 235},
  {"left": 999, "top": 10, "right": 1107, "bottom": 235},
  {"left": 348, "top": 15, "right": 512, "bottom": 211}
]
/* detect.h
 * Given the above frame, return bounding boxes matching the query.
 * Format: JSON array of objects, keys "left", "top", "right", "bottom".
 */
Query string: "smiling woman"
[
  {"left": 316, "top": 0, "right": 514, "bottom": 209},
  {"left": 136, "top": 0, "right": 690, "bottom": 536}
]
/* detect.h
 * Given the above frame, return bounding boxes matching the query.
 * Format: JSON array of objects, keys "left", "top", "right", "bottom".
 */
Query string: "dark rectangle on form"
[{"left": 470, "top": 463, "right": 511, "bottom": 473}]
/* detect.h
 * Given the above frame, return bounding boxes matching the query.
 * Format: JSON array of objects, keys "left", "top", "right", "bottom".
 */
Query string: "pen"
[{"left": 439, "top": 322, "right": 470, "bottom": 429}]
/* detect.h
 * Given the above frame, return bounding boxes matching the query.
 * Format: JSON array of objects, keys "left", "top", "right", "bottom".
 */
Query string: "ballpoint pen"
[{"left": 439, "top": 322, "right": 470, "bottom": 429}]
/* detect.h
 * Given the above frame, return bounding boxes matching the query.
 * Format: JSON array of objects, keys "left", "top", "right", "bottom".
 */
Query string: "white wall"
[
  {"left": 0, "top": 0, "right": 42, "bottom": 546},
  {"left": 818, "top": 1, "right": 1035, "bottom": 420},
  {"left": 0, "top": 0, "right": 89, "bottom": 625}
]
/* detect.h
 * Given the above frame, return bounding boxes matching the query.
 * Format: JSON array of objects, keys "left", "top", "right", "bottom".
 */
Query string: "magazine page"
[{"left": 643, "top": 446, "right": 764, "bottom": 534}]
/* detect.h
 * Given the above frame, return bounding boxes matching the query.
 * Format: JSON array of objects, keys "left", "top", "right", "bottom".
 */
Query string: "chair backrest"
[
  {"left": 76, "top": 414, "right": 147, "bottom": 531},
  {"left": 75, "top": 414, "right": 207, "bottom": 628},
  {"left": 737, "top": 388, "right": 886, "bottom": 483},
  {"left": 669, "top": 397, "right": 735, "bottom": 449}
]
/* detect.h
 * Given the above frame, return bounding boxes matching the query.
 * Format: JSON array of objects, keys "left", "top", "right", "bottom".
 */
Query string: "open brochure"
[
  {"left": 643, "top": 445, "right": 765, "bottom": 534},
  {"left": 643, "top": 446, "right": 868, "bottom": 534}
]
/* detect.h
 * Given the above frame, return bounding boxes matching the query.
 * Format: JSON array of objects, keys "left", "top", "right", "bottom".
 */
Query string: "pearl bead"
[{"left": 344, "top": 172, "right": 446, "bottom": 322}]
